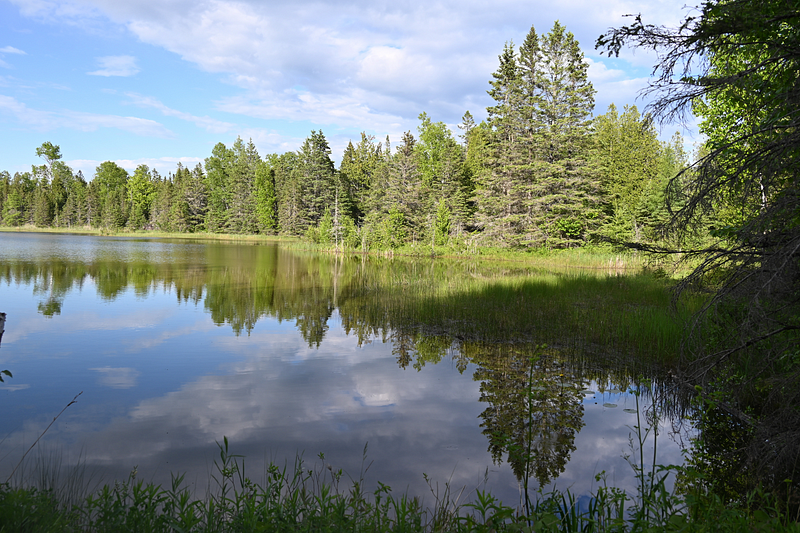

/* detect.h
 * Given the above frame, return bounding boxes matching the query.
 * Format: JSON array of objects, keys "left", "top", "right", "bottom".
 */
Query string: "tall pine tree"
[{"left": 476, "top": 22, "right": 601, "bottom": 248}]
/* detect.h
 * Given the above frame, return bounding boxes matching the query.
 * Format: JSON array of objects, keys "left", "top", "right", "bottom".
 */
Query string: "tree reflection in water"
[
  {"left": 473, "top": 344, "right": 584, "bottom": 486},
  {"left": 1, "top": 235, "right": 691, "bottom": 495}
]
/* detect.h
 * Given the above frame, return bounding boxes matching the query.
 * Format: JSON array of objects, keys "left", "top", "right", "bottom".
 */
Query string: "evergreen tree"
[
  {"left": 0, "top": 171, "right": 8, "bottom": 220},
  {"left": 339, "top": 133, "right": 383, "bottom": 223},
  {"left": 475, "top": 41, "right": 526, "bottom": 244},
  {"left": 182, "top": 164, "right": 208, "bottom": 231},
  {"left": 150, "top": 172, "right": 176, "bottom": 232},
  {"left": 593, "top": 104, "right": 662, "bottom": 242},
  {"left": 61, "top": 171, "right": 88, "bottom": 228},
  {"left": 526, "top": 22, "right": 601, "bottom": 247},
  {"left": 416, "top": 112, "right": 470, "bottom": 238},
  {"left": 3, "top": 172, "right": 33, "bottom": 226},
  {"left": 298, "top": 130, "right": 335, "bottom": 229},
  {"left": 102, "top": 188, "right": 128, "bottom": 229},
  {"left": 477, "top": 22, "right": 600, "bottom": 248},
  {"left": 169, "top": 165, "right": 192, "bottom": 232},
  {"left": 384, "top": 132, "right": 424, "bottom": 242},
  {"left": 361, "top": 136, "right": 394, "bottom": 249},
  {"left": 457, "top": 111, "right": 476, "bottom": 144},
  {"left": 85, "top": 180, "right": 101, "bottom": 227},
  {"left": 274, "top": 152, "right": 304, "bottom": 235},
  {"left": 205, "top": 142, "right": 233, "bottom": 233},
  {"left": 637, "top": 132, "right": 690, "bottom": 243},
  {"left": 227, "top": 138, "right": 260, "bottom": 234},
  {"left": 32, "top": 176, "right": 53, "bottom": 227},
  {"left": 255, "top": 157, "right": 277, "bottom": 233}
]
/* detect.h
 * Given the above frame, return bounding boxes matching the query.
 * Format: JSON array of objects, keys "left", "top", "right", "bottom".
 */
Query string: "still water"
[{"left": 0, "top": 232, "right": 687, "bottom": 506}]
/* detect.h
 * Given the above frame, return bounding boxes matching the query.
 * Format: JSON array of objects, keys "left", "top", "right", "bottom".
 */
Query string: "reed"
[
  {"left": 1, "top": 436, "right": 796, "bottom": 532},
  {"left": 344, "top": 265, "right": 705, "bottom": 366}
]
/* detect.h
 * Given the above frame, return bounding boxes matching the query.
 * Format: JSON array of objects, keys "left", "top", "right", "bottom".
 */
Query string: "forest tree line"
[{"left": 0, "top": 22, "right": 691, "bottom": 251}]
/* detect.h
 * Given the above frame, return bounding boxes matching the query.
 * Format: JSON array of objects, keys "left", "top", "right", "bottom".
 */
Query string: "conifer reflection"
[{"left": 472, "top": 344, "right": 585, "bottom": 485}]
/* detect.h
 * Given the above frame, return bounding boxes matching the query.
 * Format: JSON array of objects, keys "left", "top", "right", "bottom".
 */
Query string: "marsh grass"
[{"left": 346, "top": 265, "right": 706, "bottom": 366}]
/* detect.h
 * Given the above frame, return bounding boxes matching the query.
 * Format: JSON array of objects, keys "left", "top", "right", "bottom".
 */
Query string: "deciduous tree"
[{"left": 598, "top": 0, "right": 800, "bottom": 488}]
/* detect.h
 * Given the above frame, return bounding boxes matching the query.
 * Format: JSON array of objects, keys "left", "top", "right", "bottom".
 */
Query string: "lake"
[{"left": 0, "top": 231, "right": 689, "bottom": 508}]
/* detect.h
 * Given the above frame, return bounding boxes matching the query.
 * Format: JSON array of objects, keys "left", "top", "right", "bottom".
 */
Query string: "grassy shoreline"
[{"left": 0, "top": 225, "right": 688, "bottom": 275}]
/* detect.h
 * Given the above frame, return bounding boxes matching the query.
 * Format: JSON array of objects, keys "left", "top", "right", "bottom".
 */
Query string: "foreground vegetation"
[{"left": 2, "top": 435, "right": 799, "bottom": 533}]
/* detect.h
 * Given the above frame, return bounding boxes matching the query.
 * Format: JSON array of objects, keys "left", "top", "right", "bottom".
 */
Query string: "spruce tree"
[
  {"left": 205, "top": 142, "right": 233, "bottom": 233},
  {"left": 339, "top": 133, "right": 383, "bottom": 223},
  {"left": 385, "top": 132, "right": 424, "bottom": 242},
  {"left": 227, "top": 138, "right": 260, "bottom": 234},
  {"left": 476, "top": 22, "right": 601, "bottom": 248},
  {"left": 593, "top": 104, "right": 662, "bottom": 242},
  {"left": 274, "top": 152, "right": 303, "bottom": 235},
  {"left": 298, "top": 130, "right": 335, "bottom": 229},
  {"left": 415, "top": 112, "right": 470, "bottom": 238},
  {"left": 255, "top": 158, "right": 277, "bottom": 233},
  {"left": 184, "top": 164, "right": 208, "bottom": 231},
  {"left": 3, "top": 173, "right": 32, "bottom": 227},
  {"left": 526, "top": 22, "right": 600, "bottom": 247},
  {"left": 475, "top": 41, "right": 526, "bottom": 244}
]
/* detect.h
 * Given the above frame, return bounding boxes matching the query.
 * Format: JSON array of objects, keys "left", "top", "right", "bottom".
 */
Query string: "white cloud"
[
  {"left": 102, "top": 0, "right": 687, "bottom": 129},
  {"left": 237, "top": 127, "right": 304, "bottom": 155},
  {"left": 125, "top": 92, "right": 235, "bottom": 134},
  {"left": 7, "top": 0, "right": 695, "bottom": 148},
  {"left": 0, "top": 94, "right": 173, "bottom": 137},
  {"left": 587, "top": 57, "right": 653, "bottom": 115},
  {"left": 88, "top": 55, "right": 140, "bottom": 77},
  {"left": 65, "top": 111, "right": 172, "bottom": 136},
  {"left": 0, "top": 94, "right": 60, "bottom": 129},
  {"left": 0, "top": 383, "right": 30, "bottom": 391},
  {"left": 0, "top": 46, "right": 26, "bottom": 55},
  {"left": 9, "top": 0, "right": 110, "bottom": 31},
  {"left": 91, "top": 366, "right": 141, "bottom": 388},
  {"left": 216, "top": 91, "right": 406, "bottom": 133}
]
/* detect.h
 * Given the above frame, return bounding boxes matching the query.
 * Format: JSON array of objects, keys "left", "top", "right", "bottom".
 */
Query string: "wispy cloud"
[
  {"left": 88, "top": 55, "right": 140, "bottom": 77},
  {"left": 0, "top": 94, "right": 173, "bottom": 137},
  {"left": 0, "top": 383, "right": 30, "bottom": 391},
  {"left": 0, "top": 46, "right": 26, "bottom": 55},
  {"left": 0, "top": 46, "right": 26, "bottom": 69},
  {"left": 4, "top": 0, "right": 695, "bottom": 159},
  {"left": 125, "top": 92, "right": 235, "bottom": 134},
  {"left": 21, "top": 0, "right": 677, "bottom": 131},
  {"left": 91, "top": 366, "right": 141, "bottom": 389}
]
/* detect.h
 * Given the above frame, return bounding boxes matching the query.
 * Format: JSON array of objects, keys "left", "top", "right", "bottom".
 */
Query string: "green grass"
[
  {"left": 338, "top": 263, "right": 705, "bottom": 367},
  {"left": 0, "top": 225, "right": 300, "bottom": 244},
  {"left": 1, "top": 438, "right": 798, "bottom": 532},
  {"left": 1, "top": 225, "right": 692, "bottom": 274}
]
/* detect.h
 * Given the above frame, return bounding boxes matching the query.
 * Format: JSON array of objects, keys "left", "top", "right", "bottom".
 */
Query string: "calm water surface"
[{"left": 0, "top": 232, "right": 687, "bottom": 505}]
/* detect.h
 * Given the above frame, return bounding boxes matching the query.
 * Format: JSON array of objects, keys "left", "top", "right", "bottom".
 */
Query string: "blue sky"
[{"left": 0, "top": 0, "right": 691, "bottom": 178}]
